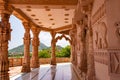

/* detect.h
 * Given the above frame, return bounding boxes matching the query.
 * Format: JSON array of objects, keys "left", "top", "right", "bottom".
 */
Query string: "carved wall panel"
[
  {"left": 109, "top": 50, "right": 120, "bottom": 74},
  {"left": 94, "top": 22, "right": 108, "bottom": 49}
]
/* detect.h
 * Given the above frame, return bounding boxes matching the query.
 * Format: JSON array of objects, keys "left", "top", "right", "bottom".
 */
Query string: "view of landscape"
[
  {"left": 8, "top": 42, "right": 71, "bottom": 58},
  {"left": 8, "top": 16, "right": 71, "bottom": 78},
  {"left": 9, "top": 42, "right": 48, "bottom": 53}
]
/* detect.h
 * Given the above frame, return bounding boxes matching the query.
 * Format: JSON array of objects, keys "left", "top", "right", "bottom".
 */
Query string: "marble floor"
[{"left": 10, "top": 63, "right": 79, "bottom": 80}]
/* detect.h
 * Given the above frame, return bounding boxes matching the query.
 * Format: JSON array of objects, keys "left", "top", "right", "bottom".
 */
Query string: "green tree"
[
  {"left": 56, "top": 46, "right": 71, "bottom": 57},
  {"left": 38, "top": 49, "right": 51, "bottom": 58}
]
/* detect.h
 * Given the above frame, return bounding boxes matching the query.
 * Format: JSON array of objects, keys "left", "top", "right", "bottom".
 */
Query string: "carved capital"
[
  {"left": 31, "top": 27, "right": 40, "bottom": 46},
  {"left": 23, "top": 22, "right": 31, "bottom": 45},
  {"left": 0, "top": 0, "right": 13, "bottom": 14},
  {"left": 51, "top": 31, "right": 56, "bottom": 43},
  {"left": 0, "top": 14, "right": 12, "bottom": 43},
  {"left": 79, "top": 0, "right": 93, "bottom": 15},
  {"left": 51, "top": 31, "right": 56, "bottom": 38},
  {"left": 31, "top": 26, "right": 40, "bottom": 36},
  {"left": 23, "top": 22, "right": 31, "bottom": 30}
]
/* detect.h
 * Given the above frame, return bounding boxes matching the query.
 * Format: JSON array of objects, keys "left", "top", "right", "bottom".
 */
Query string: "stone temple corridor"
[{"left": 0, "top": 0, "right": 120, "bottom": 80}]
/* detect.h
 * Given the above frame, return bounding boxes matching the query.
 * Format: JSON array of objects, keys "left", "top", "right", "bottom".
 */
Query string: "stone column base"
[
  {"left": 30, "top": 60, "right": 39, "bottom": 68},
  {"left": 50, "top": 60, "right": 56, "bottom": 65},
  {"left": 0, "top": 73, "right": 9, "bottom": 80},
  {"left": 21, "top": 63, "right": 31, "bottom": 72}
]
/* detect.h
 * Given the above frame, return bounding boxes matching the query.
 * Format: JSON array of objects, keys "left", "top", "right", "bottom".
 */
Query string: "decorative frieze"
[{"left": 94, "top": 50, "right": 108, "bottom": 65}]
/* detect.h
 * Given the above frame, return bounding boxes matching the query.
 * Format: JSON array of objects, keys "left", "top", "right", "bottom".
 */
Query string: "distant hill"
[
  {"left": 9, "top": 43, "right": 48, "bottom": 53},
  {"left": 9, "top": 43, "right": 63, "bottom": 54}
]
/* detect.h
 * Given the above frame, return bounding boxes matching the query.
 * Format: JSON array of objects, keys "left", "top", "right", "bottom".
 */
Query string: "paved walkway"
[
  {"left": 9, "top": 66, "right": 22, "bottom": 77},
  {"left": 10, "top": 63, "right": 79, "bottom": 80}
]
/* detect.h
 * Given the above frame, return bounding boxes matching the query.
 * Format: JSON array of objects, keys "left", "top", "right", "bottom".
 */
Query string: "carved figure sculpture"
[{"left": 95, "top": 22, "right": 108, "bottom": 49}]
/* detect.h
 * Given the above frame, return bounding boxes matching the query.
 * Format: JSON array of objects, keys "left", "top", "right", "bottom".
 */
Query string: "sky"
[{"left": 8, "top": 15, "right": 70, "bottom": 49}]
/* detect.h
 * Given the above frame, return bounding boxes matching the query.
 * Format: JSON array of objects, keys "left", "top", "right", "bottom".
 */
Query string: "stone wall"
[
  {"left": 92, "top": 0, "right": 120, "bottom": 80},
  {"left": 91, "top": 0, "right": 110, "bottom": 80},
  {"left": 70, "top": 0, "right": 120, "bottom": 80}
]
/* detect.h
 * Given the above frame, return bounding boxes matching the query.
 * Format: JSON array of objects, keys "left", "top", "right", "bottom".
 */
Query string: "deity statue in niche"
[{"left": 95, "top": 22, "right": 108, "bottom": 49}]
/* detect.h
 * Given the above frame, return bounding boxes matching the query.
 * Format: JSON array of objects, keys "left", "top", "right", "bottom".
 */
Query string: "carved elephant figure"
[{"left": 95, "top": 22, "right": 108, "bottom": 49}]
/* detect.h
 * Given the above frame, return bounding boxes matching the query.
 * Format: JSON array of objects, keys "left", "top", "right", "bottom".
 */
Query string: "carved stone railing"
[{"left": 9, "top": 58, "right": 70, "bottom": 67}]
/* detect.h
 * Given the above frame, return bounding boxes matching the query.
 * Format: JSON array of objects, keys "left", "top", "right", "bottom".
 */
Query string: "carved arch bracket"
[{"left": 55, "top": 34, "right": 71, "bottom": 44}]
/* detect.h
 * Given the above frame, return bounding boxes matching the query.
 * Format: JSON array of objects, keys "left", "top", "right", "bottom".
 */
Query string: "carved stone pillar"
[
  {"left": 21, "top": 22, "right": 31, "bottom": 72},
  {"left": 69, "top": 29, "right": 74, "bottom": 63},
  {"left": 31, "top": 27, "right": 40, "bottom": 68},
  {"left": 87, "top": 5, "right": 95, "bottom": 80},
  {"left": 0, "top": 1, "right": 12, "bottom": 80},
  {"left": 50, "top": 32, "right": 56, "bottom": 65},
  {"left": 69, "top": 26, "right": 77, "bottom": 65},
  {"left": 76, "top": 19, "right": 88, "bottom": 74}
]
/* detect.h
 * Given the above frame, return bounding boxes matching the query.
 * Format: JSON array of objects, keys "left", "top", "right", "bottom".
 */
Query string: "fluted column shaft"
[
  {"left": 0, "top": 1, "right": 12, "bottom": 80},
  {"left": 50, "top": 32, "right": 56, "bottom": 65},
  {"left": 31, "top": 27, "right": 40, "bottom": 68},
  {"left": 21, "top": 22, "right": 31, "bottom": 72}
]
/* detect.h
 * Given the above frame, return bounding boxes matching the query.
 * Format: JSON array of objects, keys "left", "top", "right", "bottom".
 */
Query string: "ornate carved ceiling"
[
  {"left": 7, "top": 0, "right": 78, "bottom": 33},
  {"left": 9, "top": 0, "right": 77, "bottom": 5}
]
